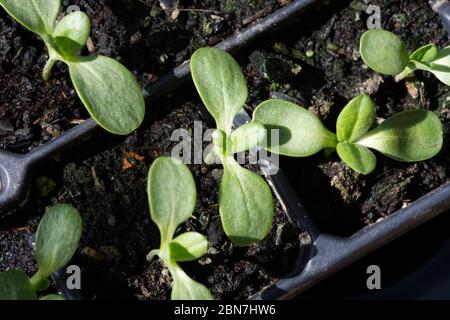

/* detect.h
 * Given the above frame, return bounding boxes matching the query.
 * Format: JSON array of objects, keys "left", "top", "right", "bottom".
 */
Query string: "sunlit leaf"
[
  {"left": 220, "top": 157, "right": 273, "bottom": 246},
  {"left": 170, "top": 263, "right": 213, "bottom": 300},
  {"left": 410, "top": 43, "right": 438, "bottom": 63},
  {"left": 170, "top": 232, "right": 208, "bottom": 262},
  {"left": 191, "top": 47, "right": 247, "bottom": 133},
  {"left": 337, "top": 143, "right": 377, "bottom": 175},
  {"left": 0, "top": 0, "right": 60, "bottom": 35},
  {"left": 147, "top": 157, "right": 196, "bottom": 242},
  {"left": 230, "top": 122, "right": 266, "bottom": 154},
  {"left": 356, "top": 110, "right": 443, "bottom": 162},
  {"left": 253, "top": 99, "right": 337, "bottom": 157},
  {"left": 336, "top": 94, "right": 375, "bottom": 143},
  {"left": 53, "top": 11, "right": 90, "bottom": 56},
  {"left": 360, "top": 29, "right": 409, "bottom": 75},
  {"left": 35, "top": 204, "right": 82, "bottom": 278},
  {"left": 68, "top": 55, "right": 145, "bottom": 135}
]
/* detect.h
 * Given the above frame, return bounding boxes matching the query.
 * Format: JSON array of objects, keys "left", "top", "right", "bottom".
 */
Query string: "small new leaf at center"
[
  {"left": 336, "top": 142, "right": 377, "bottom": 175},
  {"left": 53, "top": 11, "right": 90, "bottom": 56},
  {"left": 336, "top": 94, "right": 375, "bottom": 143},
  {"left": 170, "top": 232, "right": 208, "bottom": 262}
]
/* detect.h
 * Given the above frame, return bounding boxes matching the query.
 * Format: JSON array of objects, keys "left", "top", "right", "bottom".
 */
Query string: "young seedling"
[
  {"left": 0, "top": 0, "right": 145, "bottom": 135},
  {"left": 190, "top": 47, "right": 273, "bottom": 247},
  {"left": 0, "top": 204, "right": 82, "bottom": 300},
  {"left": 253, "top": 95, "right": 443, "bottom": 175},
  {"left": 147, "top": 157, "right": 212, "bottom": 300},
  {"left": 360, "top": 29, "right": 450, "bottom": 85}
]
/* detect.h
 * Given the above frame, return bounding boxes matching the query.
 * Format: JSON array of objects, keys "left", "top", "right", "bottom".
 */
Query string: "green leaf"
[
  {"left": 68, "top": 55, "right": 145, "bottom": 135},
  {"left": 336, "top": 94, "right": 375, "bottom": 143},
  {"left": 35, "top": 204, "right": 82, "bottom": 278},
  {"left": 410, "top": 43, "right": 438, "bottom": 63},
  {"left": 253, "top": 99, "right": 337, "bottom": 157},
  {"left": 39, "top": 294, "right": 65, "bottom": 300},
  {"left": 337, "top": 143, "right": 377, "bottom": 175},
  {"left": 170, "top": 263, "right": 213, "bottom": 300},
  {"left": 220, "top": 157, "right": 273, "bottom": 246},
  {"left": 191, "top": 47, "right": 247, "bottom": 133},
  {"left": 230, "top": 122, "right": 266, "bottom": 154},
  {"left": 0, "top": 0, "right": 60, "bottom": 35},
  {"left": 53, "top": 11, "right": 90, "bottom": 56},
  {"left": 0, "top": 270, "right": 37, "bottom": 300},
  {"left": 147, "top": 157, "right": 197, "bottom": 243},
  {"left": 410, "top": 60, "right": 432, "bottom": 71},
  {"left": 170, "top": 232, "right": 208, "bottom": 262},
  {"left": 356, "top": 110, "right": 443, "bottom": 162},
  {"left": 360, "top": 29, "right": 409, "bottom": 76},
  {"left": 429, "top": 46, "right": 450, "bottom": 86}
]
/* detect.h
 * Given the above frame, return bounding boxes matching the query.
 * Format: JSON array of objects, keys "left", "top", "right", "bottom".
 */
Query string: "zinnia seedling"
[
  {"left": 360, "top": 29, "right": 450, "bottom": 85},
  {"left": 0, "top": 0, "right": 145, "bottom": 135},
  {"left": 0, "top": 204, "right": 82, "bottom": 300},
  {"left": 190, "top": 47, "right": 273, "bottom": 247},
  {"left": 253, "top": 95, "right": 443, "bottom": 175},
  {"left": 147, "top": 157, "right": 212, "bottom": 300}
]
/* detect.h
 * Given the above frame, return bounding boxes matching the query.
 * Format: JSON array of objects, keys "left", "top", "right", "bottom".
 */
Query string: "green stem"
[
  {"left": 324, "top": 130, "right": 338, "bottom": 150},
  {"left": 43, "top": 58, "right": 56, "bottom": 81},
  {"left": 394, "top": 64, "right": 416, "bottom": 82}
]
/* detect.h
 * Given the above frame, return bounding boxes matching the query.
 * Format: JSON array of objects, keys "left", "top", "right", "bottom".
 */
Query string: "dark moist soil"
[
  {"left": 2, "top": 0, "right": 450, "bottom": 300},
  {"left": 0, "top": 0, "right": 282, "bottom": 153},
  {"left": 239, "top": 0, "right": 450, "bottom": 236},
  {"left": 0, "top": 97, "right": 302, "bottom": 300},
  {"left": 0, "top": 0, "right": 301, "bottom": 300}
]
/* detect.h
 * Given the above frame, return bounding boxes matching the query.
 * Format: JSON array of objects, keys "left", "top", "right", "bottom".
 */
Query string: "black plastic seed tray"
[{"left": 1, "top": 0, "right": 450, "bottom": 300}]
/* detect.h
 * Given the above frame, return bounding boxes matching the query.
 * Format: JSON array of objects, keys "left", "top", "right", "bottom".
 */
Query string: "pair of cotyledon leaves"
[
  {"left": 360, "top": 28, "right": 450, "bottom": 85},
  {"left": 190, "top": 47, "right": 443, "bottom": 253},
  {"left": 254, "top": 95, "right": 443, "bottom": 175},
  {"left": 191, "top": 48, "right": 274, "bottom": 248},
  {"left": 0, "top": 204, "right": 82, "bottom": 300},
  {"left": 0, "top": 0, "right": 145, "bottom": 135},
  {"left": 147, "top": 157, "right": 213, "bottom": 300},
  {"left": 0, "top": 158, "right": 211, "bottom": 301}
]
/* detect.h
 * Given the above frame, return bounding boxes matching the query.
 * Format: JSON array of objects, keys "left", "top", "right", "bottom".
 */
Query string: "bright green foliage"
[
  {"left": 253, "top": 99, "right": 337, "bottom": 156},
  {"left": 191, "top": 48, "right": 248, "bottom": 134},
  {"left": 191, "top": 47, "right": 274, "bottom": 246},
  {"left": 253, "top": 94, "right": 443, "bottom": 175},
  {"left": 356, "top": 109, "right": 444, "bottom": 163},
  {"left": 33, "top": 204, "right": 82, "bottom": 280},
  {"left": 0, "top": 0, "right": 145, "bottom": 134},
  {"left": 333, "top": 95, "right": 442, "bottom": 173},
  {"left": 336, "top": 142, "right": 377, "bottom": 175},
  {"left": 360, "top": 29, "right": 450, "bottom": 86},
  {"left": 0, "top": 204, "right": 82, "bottom": 300},
  {"left": 147, "top": 157, "right": 213, "bottom": 300}
]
